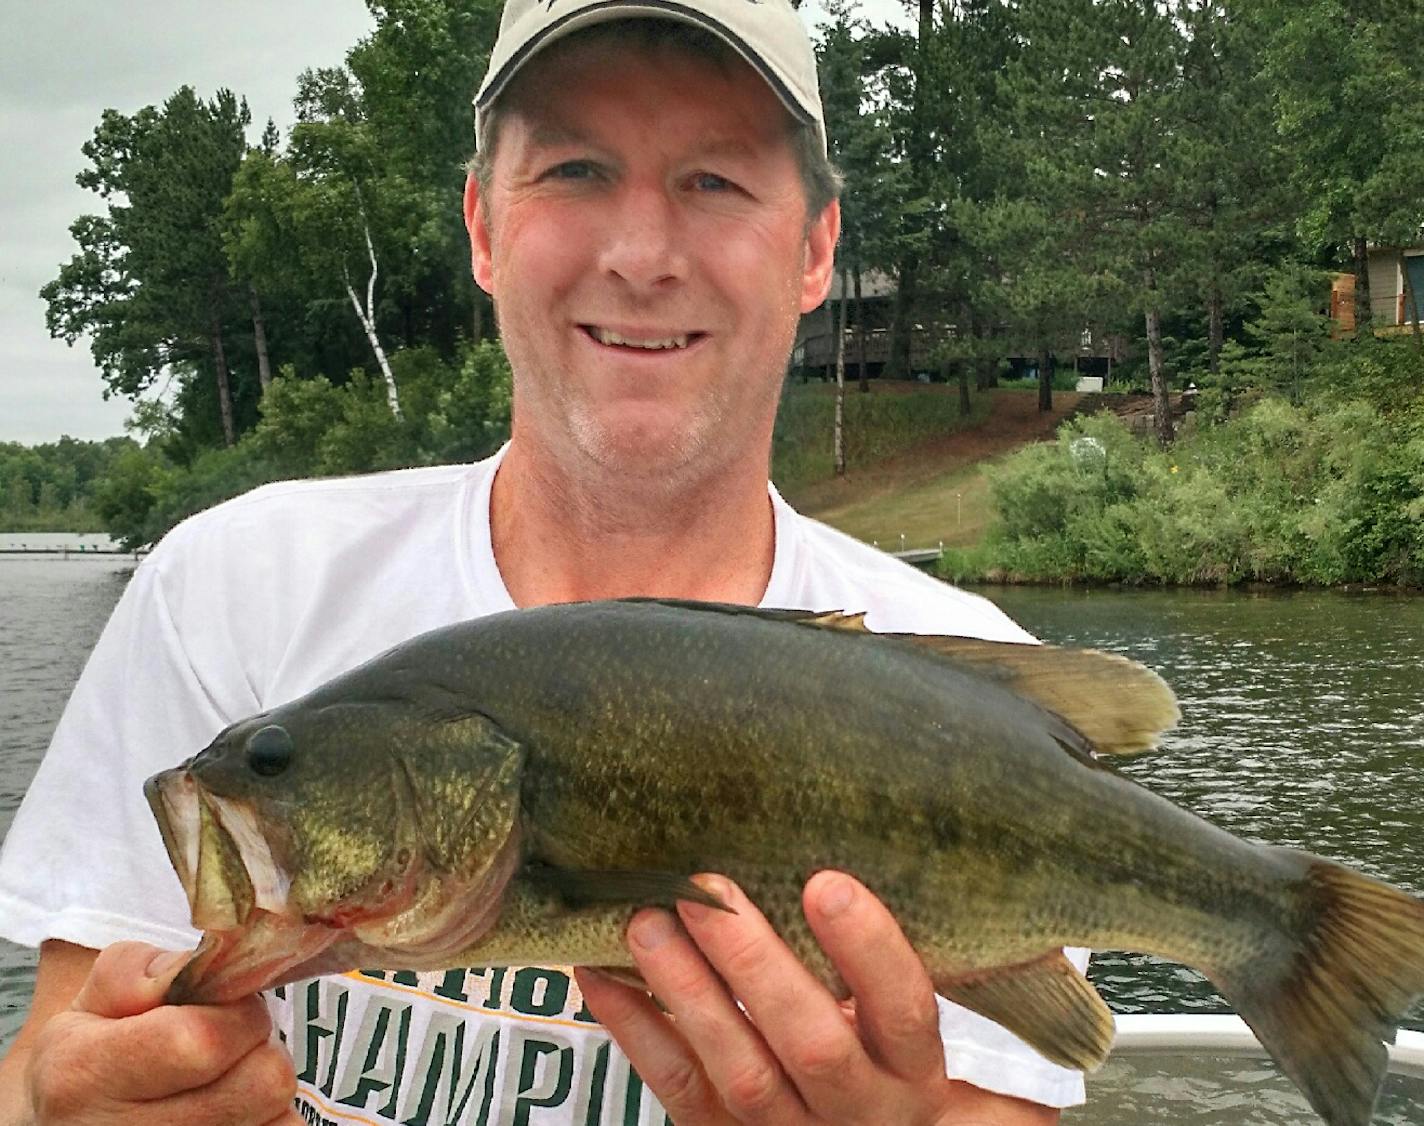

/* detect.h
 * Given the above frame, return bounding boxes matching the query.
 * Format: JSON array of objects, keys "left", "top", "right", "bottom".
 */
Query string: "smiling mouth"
[{"left": 581, "top": 325, "right": 705, "bottom": 351}]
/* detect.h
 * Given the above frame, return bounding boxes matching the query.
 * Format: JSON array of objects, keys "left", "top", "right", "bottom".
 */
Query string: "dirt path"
[{"left": 783, "top": 390, "right": 1081, "bottom": 548}]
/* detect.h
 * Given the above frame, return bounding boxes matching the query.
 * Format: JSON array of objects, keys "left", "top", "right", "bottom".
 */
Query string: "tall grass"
[{"left": 772, "top": 382, "right": 988, "bottom": 492}]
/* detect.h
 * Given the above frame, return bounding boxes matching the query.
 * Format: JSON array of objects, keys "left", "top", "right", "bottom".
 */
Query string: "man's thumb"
[{"left": 71, "top": 941, "right": 192, "bottom": 1019}]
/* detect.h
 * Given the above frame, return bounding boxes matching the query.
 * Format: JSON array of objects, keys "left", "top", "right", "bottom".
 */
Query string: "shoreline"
[{"left": 950, "top": 573, "right": 1424, "bottom": 595}]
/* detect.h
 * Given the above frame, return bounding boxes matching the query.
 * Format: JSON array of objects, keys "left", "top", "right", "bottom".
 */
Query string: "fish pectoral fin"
[
  {"left": 933, "top": 952, "right": 1114, "bottom": 1072},
  {"left": 522, "top": 862, "right": 735, "bottom": 914},
  {"left": 585, "top": 965, "right": 653, "bottom": 993}
]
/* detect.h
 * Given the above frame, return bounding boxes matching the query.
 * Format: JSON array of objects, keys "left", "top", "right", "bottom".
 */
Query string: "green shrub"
[
  {"left": 972, "top": 393, "right": 1424, "bottom": 587},
  {"left": 420, "top": 341, "right": 513, "bottom": 463}
]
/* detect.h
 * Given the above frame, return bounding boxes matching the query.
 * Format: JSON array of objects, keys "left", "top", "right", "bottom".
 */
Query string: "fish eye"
[{"left": 246, "top": 725, "right": 294, "bottom": 777}]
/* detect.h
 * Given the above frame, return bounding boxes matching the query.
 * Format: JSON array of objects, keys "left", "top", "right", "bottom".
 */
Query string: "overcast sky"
[{"left": 1, "top": 0, "right": 909, "bottom": 447}]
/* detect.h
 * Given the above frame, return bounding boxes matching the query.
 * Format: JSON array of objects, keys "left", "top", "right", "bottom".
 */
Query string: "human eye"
[
  {"left": 690, "top": 171, "right": 734, "bottom": 192},
  {"left": 542, "top": 160, "right": 601, "bottom": 182}
]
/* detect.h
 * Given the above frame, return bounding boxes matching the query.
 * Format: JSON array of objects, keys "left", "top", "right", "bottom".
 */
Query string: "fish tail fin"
[{"left": 1212, "top": 851, "right": 1424, "bottom": 1126}]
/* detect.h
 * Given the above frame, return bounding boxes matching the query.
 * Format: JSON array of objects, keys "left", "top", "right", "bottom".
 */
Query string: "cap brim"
[{"left": 474, "top": 0, "right": 823, "bottom": 152}]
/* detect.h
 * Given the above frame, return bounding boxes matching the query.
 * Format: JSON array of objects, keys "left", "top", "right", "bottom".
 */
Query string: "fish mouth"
[
  {"left": 145, "top": 768, "right": 293, "bottom": 926},
  {"left": 145, "top": 770, "right": 199, "bottom": 899},
  {"left": 146, "top": 767, "right": 335, "bottom": 1004}
]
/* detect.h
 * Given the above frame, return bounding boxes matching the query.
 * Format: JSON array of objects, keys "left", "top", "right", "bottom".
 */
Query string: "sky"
[{"left": 0, "top": 0, "right": 911, "bottom": 447}]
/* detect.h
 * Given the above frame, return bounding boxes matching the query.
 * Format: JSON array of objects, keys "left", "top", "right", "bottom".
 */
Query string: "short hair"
[{"left": 469, "top": 19, "right": 842, "bottom": 220}]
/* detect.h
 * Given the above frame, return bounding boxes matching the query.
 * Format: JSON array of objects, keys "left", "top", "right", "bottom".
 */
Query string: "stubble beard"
[{"left": 526, "top": 366, "right": 743, "bottom": 501}]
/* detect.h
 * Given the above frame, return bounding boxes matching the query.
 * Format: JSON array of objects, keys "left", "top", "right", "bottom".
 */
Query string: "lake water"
[
  {"left": 0, "top": 557, "right": 134, "bottom": 1045},
  {"left": 1, "top": 567, "right": 1421, "bottom": 1119}
]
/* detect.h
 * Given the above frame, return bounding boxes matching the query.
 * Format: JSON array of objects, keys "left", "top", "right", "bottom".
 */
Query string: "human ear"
[
  {"left": 464, "top": 172, "right": 495, "bottom": 295},
  {"left": 799, "top": 198, "right": 841, "bottom": 313}
]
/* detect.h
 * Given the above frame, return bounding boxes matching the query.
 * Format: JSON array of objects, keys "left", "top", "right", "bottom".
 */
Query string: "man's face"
[{"left": 466, "top": 38, "right": 838, "bottom": 485}]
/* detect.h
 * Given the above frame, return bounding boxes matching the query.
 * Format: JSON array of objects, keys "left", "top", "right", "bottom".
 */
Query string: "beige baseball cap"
[{"left": 474, "top": 0, "right": 826, "bottom": 154}]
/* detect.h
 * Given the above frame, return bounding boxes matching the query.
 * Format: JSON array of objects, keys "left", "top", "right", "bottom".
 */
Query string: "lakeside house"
[
  {"left": 1331, "top": 243, "right": 1424, "bottom": 334},
  {"left": 792, "top": 270, "right": 1128, "bottom": 384}
]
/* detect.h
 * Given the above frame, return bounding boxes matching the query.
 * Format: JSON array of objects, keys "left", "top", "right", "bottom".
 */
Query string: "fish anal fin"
[
  {"left": 893, "top": 635, "right": 1179, "bottom": 756},
  {"left": 933, "top": 951, "right": 1114, "bottom": 1072},
  {"left": 522, "top": 862, "right": 735, "bottom": 914}
]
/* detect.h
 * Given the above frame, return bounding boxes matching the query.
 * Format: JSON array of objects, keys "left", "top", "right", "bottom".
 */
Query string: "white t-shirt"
[{"left": 0, "top": 448, "right": 1090, "bottom": 1121}]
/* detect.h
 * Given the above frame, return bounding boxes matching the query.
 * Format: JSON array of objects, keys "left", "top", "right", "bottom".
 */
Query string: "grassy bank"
[
  {"left": 781, "top": 342, "right": 1423, "bottom": 591},
  {"left": 785, "top": 388, "right": 1082, "bottom": 549},
  {"left": 771, "top": 381, "right": 991, "bottom": 495}
]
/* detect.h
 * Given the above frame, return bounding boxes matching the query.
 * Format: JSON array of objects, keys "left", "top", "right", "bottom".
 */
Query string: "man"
[{"left": 0, "top": 1, "right": 1089, "bottom": 1122}]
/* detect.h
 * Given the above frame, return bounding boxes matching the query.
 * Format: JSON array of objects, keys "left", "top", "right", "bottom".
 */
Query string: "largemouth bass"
[{"left": 145, "top": 599, "right": 1424, "bottom": 1126}]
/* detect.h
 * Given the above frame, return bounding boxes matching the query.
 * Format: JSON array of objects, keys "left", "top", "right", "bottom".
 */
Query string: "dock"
[
  {"left": 890, "top": 547, "right": 943, "bottom": 567},
  {"left": 0, "top": 547, "right": 147, "bottom": 559}
]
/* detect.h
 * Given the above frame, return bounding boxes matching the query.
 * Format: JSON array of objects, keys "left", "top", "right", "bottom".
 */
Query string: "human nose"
[{"left": 596, "top": 182, "right": 690, "bottom": 292}]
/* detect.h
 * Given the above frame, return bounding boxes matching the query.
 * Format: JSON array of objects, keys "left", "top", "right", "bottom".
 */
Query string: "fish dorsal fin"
[
  {"left": 934, "top": 952, "right": 1115, "bottom": 1071},
  {"left": 802, "top": 610, "right": 870, "bottom": 631},
  {"left": 607, "top": 600, "right": 1177, "bottom": 756},
  {"left": 780, "top": 608, "right": 1179, "bottom": 756},
  {"left": 887, "top": 633, "right": 1179, "bottom": 756}
]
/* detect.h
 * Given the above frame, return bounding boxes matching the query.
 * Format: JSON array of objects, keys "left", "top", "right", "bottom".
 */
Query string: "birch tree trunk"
[
  {"left": 854, "top": 266, "right": 868, "bottom": 393},
  {"left": 834, "top": 267, "right": 848, "bottom": 476},
  {"left": 1144, "top": 265, "right": 1174, "bottom": 446},
  {"left": 957, "top": 303, "right": 972, "bottom": 415},
  {"left": 344, "top": 214, "right": 402, "bottom": 419},
  {"left": 249, "top": 283, "right": 272, "bottom": 393},
  {"left": 1207, "top": 282, "right": 1224, "bottom": 377},
  {"left": 209, "top": 311, "right": 236, "bottom": 448}
]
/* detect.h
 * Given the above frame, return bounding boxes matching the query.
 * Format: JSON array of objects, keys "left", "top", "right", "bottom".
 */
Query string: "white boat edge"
[{"left": 1112, "top": 1013, "right": 1424, "bottom": 1079}]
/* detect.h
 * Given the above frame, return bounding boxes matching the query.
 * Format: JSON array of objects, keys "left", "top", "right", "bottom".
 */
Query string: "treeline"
[
  {"left": 96, "top": 343, "right": 512, "bottom": 549},
  {"left": 0, "top": 437, "right": 137, "bottom": 533},
  {"left": 817, "top": 0, "right": 1424, "bottom": 437},
  {"left": 945, "top": 338, "right": 1424, "bottom": 587},
  {"left": 34, "top": 0, "right": 1424, "bottom": 549}
]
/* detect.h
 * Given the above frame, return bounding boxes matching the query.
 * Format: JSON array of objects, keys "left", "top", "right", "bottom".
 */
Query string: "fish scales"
[
  {"left": 424, "top": 602, "right": 1284, "bottom": 972},
  {"left": 145, "top": 598, "right": 1424, "bottom": 1126}
]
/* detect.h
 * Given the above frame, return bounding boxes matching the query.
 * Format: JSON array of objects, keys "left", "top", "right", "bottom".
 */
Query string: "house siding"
[{"left": 1368, "top": 249, "right": 1402, "bottom": 324}]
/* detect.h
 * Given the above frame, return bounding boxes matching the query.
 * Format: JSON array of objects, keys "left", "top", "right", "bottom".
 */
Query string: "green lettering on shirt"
[
  {"left": 335, "top": 1000, "right": 412, "bottom": 1114},
  {"left": 510, "top": 1034, "right": 575, "bottom": 1126},
  {"left": 295, "top": 980, "right": 349, "bottom": 1097},
  {"left": 432, "top": 967, "right": 472, "bottom": 1003},
  {"left": 398, "top": 1016, "right": 501, "bottom": 1126},
  {"left": 510, "top": 967, "right": 571, "bottom": 1018}
]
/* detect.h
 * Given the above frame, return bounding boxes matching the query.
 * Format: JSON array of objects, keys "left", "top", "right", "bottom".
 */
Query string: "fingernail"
[
  {"left": 680, "top": 874, "right": 732, "bottom": 923},
  {"left": 146, "top": 949, "right": 189, "bottom": 979},
  {"left": 818, "top": 874, "right": 854, "bottom": 918},
  {"left": 629, "top": 910, "right": 678, "bottom": 953}
]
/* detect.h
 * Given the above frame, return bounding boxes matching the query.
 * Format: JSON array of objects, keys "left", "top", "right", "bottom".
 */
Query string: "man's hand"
[
  {"left": 576, "top": 872, "right": 1060, "bottom": 1126},
  {"left": 7, "top": 941, "right": 301, "bottom": 1126}
]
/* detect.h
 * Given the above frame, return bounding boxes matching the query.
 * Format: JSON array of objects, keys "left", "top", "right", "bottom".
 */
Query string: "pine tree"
[{"left": 42, "top": 88, "right": 251, "bottom": 446}]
